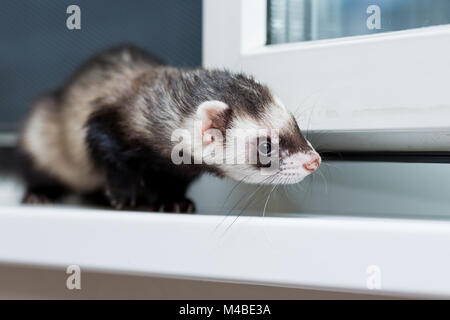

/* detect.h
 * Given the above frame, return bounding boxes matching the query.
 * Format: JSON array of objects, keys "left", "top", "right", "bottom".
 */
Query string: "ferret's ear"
[
  {"left": 196, "top": 100, "right": 228, "bottom": 145},
  {"left": 196, "top": 100, "right": 229, "bottom": 133}
]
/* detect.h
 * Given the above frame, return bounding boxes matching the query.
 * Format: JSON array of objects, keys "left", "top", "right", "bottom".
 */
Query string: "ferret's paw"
[
  {"left": 156, "top": 198, "right": 196, "bottom": 214},
  {"left": 22, "top": 192, "right": 54, "bottom": 205},
  {"left": 105, "top": 186, "right": 137, "bottom": 210}
]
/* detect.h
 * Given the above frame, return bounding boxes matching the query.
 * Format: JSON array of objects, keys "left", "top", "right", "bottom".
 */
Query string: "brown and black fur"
[{"left": 18, "top": 45, "right": 292, "bottom": 212}]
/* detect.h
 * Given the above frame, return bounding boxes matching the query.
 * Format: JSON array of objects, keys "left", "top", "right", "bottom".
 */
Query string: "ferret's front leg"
[
  {"left": 86, "top": 108, "right": 196, "bottom": 212},
  {"left": 104, "top": 166, "right": 140, "bottom": 209},
  {"left": 138, "top": 172, "right": 196, "bottom": 213},
  {"left": 105, "top": 165, "right": 196, "bottom": 213},
  {"left": 86, "top": 107, "right": 142, "bottom": 210}
]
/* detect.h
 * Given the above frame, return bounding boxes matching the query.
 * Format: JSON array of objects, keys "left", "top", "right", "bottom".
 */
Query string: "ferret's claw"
[
  {"left": 22, "top": 192, "right": 54, "bottom": 205},
  {"left": 105, "top": 185, "right": 138, "bottom": 210},
  {"left": 154, "top": 198, "right": 196, "bottom": 214},
  {"left": 130, "top": 197, "right": 136, "bottom": 208}
]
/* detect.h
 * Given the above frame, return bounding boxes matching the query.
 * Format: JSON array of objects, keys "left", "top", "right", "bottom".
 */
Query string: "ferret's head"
[{"left": 175, "top": 71, "right": 321, "bottom": 185}]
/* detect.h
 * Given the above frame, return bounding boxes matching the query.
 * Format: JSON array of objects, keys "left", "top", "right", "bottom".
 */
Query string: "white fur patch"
[
  {"left": 278, "top": 151, "right": 316, "bottom": 184},
  {"left": 21, "top": 100, "right": 104, "bottom": 192},
  {"left": 215, "top": 97, "right": 295, "bottom": 184},
  {"left": 174, "top": 95, "right": 320, "bottom": 186}
]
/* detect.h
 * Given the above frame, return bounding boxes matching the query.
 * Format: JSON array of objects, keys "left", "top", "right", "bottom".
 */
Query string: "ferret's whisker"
[
  {"left": 215, "top": 174, "right": 274, "bottom": 232},
  {"left": 292, "top": 92, "right": 320, "bottom": 120},
  {"left": 222, "top": 172, "right": 257, "bottom": 207},
  {"left": 305, "top": 101, "right": 319, "bottom": 141},
  {"left": 231, "top": 175, "right": 273, "bottom": 212},
  {"left": 316, "top": 167, "right": 328, "bottom": 194},
  {"left": 222, "top": 173, "right": 279, "bottom": 230},
  {"left": 320, "top": 161, "right": 341, "bottom": 171},
  {"left": 292, "top": 180, "right": 306, "bottom": 192},
  {"left": 220, "top": 182, "right": 270, "bottom": 236},
  {"left": 262, "top": 177, "right": 280, "bottom": 218}
]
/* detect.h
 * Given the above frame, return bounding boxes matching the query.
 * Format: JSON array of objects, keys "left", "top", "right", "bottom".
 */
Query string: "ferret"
[{"left": 18, "top": 45, "right": 321, "bottom": 213}]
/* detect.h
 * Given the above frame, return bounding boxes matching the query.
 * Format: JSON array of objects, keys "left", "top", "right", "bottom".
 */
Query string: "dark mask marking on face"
[{"left": 279, "top": 116, "right": 311, "bottom": 155}]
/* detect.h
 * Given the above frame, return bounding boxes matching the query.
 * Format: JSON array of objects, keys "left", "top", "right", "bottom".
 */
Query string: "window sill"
[{"left": 0, "top": 206, "right": 449, "bottom": 298}]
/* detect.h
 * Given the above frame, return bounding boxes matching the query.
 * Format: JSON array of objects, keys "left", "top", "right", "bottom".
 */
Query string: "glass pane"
[{"left": 267, "top": 0, "right": 450, "bottom": 44}]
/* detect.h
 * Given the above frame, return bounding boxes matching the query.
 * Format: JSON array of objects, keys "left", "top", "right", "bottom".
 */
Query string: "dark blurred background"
[{"left": 0, "top": 0, "right": 202, "bottom": 131}]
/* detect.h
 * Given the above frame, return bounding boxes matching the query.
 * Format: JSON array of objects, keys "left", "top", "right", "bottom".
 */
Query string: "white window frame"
[{"left": 203, "top": 0, "right": 450, "bottom": 151}]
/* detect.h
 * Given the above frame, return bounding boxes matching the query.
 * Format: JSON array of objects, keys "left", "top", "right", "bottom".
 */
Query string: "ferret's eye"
[{"left": 258, "top": 140, "right": 271, "bottom": 156}]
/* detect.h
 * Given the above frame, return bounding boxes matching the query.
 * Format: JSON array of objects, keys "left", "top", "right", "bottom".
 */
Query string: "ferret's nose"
[{"left": 303, "top": 152, "right": 321, "bottom": 173}]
